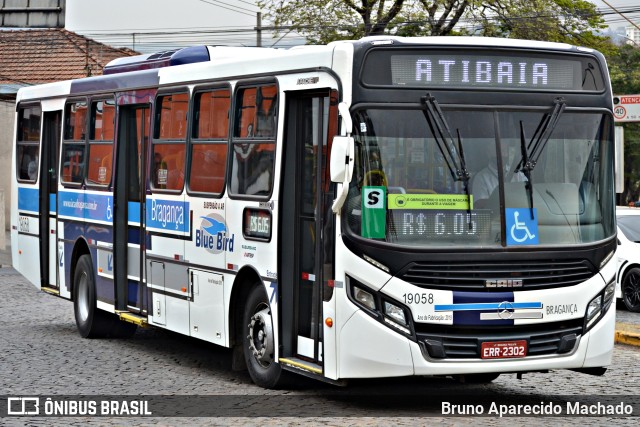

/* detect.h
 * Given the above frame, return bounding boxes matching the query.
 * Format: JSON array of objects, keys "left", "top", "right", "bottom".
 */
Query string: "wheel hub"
[{"left": 248, "top": 307, "right": 274, "bottom": 366}]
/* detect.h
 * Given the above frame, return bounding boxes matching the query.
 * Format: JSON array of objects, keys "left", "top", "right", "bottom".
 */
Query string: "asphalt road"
[{"left": 1, "top": 264, "right": 639, "bottom": 425}]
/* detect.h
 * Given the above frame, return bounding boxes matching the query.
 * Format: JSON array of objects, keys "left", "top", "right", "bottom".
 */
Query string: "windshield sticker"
[
  {"left": 362, "top": 186, "right": 386, "bottom": 239},
  {"left": 506, "top": 208, "right": 538, "bottom": 246},
  {"left": 388, "top": 194, "right": 473, "bottom": 210}
]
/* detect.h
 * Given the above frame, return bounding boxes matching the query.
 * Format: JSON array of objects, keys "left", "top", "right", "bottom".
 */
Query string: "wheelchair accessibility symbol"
[{"left": 506, "top": 208, "right": 538, "bottom": 246}]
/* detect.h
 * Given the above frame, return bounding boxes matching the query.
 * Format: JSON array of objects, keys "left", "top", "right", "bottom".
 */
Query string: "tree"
[
  {"left": 257, "top": 0, "right": 470, "bottom": 44},
  {"left": 467, "top": 0, "right": 609, "bottom": 51},
  {"left": 258, "top": 0, "right": 608, "bottom": 48},
  {"left": 608, "top": 44, "right": 640, "bottom": 204}
]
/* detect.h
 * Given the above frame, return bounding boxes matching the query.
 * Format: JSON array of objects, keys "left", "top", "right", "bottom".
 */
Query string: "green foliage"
[
  {"left": 608, "top": 44, "right": 640, "bottom": 204},
  {"left": 258, "top": 0, "right": 609, "bottom": 50}
]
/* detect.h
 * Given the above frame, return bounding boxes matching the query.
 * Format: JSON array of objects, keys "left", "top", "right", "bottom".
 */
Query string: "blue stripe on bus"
[
  {"left": 58, "top": 191, "right": 113, "bottom": 223},
  {"left": 434, "top": 302, "right": 543, "bottom": 311},
  {"left": 18, "top": 187, "right": 39, "bottom": 213},
  {"left": 128, "top": 201, "right": 140, "bottom": 224},
  {"left": 146, "top": 198, "right": 190, "bottom": 233},
  {"left": 451, "top": 291, "right": 515, "bottom": 326},
  {"left": 50, "top": 193, "right": 57, "bottom": 214}
]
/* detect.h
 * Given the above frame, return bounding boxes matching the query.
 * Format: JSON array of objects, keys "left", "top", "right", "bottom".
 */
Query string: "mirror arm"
[{"left": 332, "top": 102, "right": 354, "bottom": 213}]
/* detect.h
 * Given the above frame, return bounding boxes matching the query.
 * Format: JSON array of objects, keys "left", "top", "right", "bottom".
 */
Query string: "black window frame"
[
  {"left": 150, "top": 89, "right": 190, "bottom": 194},
  {"left": 228, "top": 79, "right": 279, "bottom": 201},
  {"left": 60, "top": 99, "right": 89, "bottom": 188},
  {"left": 15, "top": 103, "right": 43, "bottom": 184},
  {"left": 187, "top": 83, "right": 232, "bottom": 198}
]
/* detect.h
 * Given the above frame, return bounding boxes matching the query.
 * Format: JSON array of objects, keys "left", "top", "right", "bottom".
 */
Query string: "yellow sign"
[{"left": 387, "top": 194, "right": 473, "bottom": 210}]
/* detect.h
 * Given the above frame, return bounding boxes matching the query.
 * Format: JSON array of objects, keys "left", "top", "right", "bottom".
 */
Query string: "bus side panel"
[{"left": 14, "top": 185, "right": 41, "bottom": 289}]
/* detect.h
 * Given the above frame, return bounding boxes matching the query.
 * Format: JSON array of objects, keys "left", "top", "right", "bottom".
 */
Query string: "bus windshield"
[{"left": 345, "top": 107, "right": 615, "bottom": 248}]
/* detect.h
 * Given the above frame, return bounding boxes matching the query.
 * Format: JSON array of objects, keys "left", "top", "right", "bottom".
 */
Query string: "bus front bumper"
[{"left": 338, "top": 300, "right": 615, "bottom": 379}]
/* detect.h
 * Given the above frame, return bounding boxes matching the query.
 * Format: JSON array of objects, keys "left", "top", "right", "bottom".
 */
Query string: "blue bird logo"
[{"left": 200, "top": 216, "right": 226, "bottom": 236}]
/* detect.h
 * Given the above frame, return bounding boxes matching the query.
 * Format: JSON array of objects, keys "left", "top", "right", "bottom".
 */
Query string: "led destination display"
[
  {"left": 391, "top": 54, "right": 580, "bottom": 89},
  {"left": 360, "top": 50, "right": 603, "bottom": 91}
]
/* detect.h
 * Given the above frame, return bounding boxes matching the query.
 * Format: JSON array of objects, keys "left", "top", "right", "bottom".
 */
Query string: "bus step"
[
  {"left": 40, "top": 286, "right": 60, "bottom": 296},
  {"left": 116, "top": 311, "right": 148, "bottom": 327},
  {"left": 279, "top": 357, "right": 322, "bottom": 375}
]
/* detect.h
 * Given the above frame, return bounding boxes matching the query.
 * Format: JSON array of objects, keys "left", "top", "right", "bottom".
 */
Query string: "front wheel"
[
  {"left": 242, "top": 285, "right": 283, "bottom": 388},
  {"left": 622, "top": 267, "right": 640, "bottom": 312}
]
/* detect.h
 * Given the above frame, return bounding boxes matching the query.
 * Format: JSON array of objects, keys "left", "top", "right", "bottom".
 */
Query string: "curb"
[
  {"left": 615, "top": 330, "right": 640, "bottom": 347},
  {"left": 615, "top": 322, "right": 640, "bottom": 347}
]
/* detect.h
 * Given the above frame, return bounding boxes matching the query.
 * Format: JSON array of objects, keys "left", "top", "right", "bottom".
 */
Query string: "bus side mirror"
[{"left": 330, "top": 136, "right": 354, "bottom": 183}]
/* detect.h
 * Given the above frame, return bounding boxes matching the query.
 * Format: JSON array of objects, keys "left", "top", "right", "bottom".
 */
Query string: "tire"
[
  {"left": 456, "top": 373, "right": 501, "bottom": 384},
  {"left": 74, "top": 254, "right": 112, "bottom": 338},
  {"left": 73, "top": 254, "right": 137, "bottom": 338},
  {"left": 622, "top": 267, "right": 640, "bottom": 312},
  {"left": 242, "top": 285, "right": 283, "bottom": 388}
]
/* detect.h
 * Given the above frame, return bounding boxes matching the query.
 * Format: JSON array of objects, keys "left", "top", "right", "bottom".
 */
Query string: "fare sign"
[{"left": 613, "top": 95, "right": 640, "bottom": 122}]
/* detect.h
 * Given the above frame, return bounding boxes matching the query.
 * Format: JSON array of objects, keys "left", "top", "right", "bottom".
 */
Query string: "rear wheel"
[
  {"left": 74, "top": 254, "right": 111, "bottom": 338},
  {"left": 73, "top": 254, "right": 137, "bottom": 338},
  {"left": 243, "top": 285, "right": 283, "bottom": 388},
  {"left": 622, "top": 268, "right": 640, "bottom": 312}
]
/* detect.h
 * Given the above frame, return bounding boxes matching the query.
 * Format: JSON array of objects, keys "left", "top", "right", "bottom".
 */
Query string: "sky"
[
  {"left": 65, "top": 0, "right": 300, "bottom": 53},
  {"left": 64, "top": 0, "right": 640, "bottom": 53}
]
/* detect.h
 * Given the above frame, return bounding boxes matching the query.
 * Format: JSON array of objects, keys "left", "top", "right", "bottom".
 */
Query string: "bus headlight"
[
  {"left": 603, "top": 280, "right": 615, "bottom": 312},
  {"left": 383, "top": 301, "right": 411, "bottom": 334},
  {"left": 353, "top": 286, "right": 376, "bottom": 311},
  {"left": 585, "top": 295, "right": 602, "bottom": 330},
  {"left": 585, "top": 279, "right": 616, "bottom": 332},
  {"left": 347, "top": 276, "right": 414, "bottom": 338},
  {"left": 384, "top": 301, "right": 407, "bottom": 326}
]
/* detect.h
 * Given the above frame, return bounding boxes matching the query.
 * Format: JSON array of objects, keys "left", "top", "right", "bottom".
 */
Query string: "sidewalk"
[
  {"left": 1, "top": 239, "right": 639, "bottom": 347},
  {"left": 0, "top": 240, "right": 11, "bottom": 268}
]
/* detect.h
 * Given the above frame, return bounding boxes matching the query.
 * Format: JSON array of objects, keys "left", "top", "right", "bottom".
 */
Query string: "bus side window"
[
  {"left": 61, "top": 100, "right": 88, "bottom": 186},
  {"left": 152, "top": 92, "right": 188, "bottom": 192},
  {"left": 188, "top": 88, "right": 230, "bottom": 195},
  {"left": 16, "top": 106, "right": 42, "bottom": 183},
  {"left": 230, "top": 84, "right": 277, "bottom": 197},
  {"left": 86, "top": 99, "right": 115, "bottom": 186}
]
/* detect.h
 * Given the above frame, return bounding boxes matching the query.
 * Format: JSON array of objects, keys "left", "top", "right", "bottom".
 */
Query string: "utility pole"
[{"left": 256, "top": 12, "right": 262, "bottom": 47}]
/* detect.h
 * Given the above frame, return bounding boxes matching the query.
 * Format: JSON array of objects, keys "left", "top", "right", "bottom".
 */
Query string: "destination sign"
[
  {"left": 360, "top": 50, "right": 601, "bottom": 91},
  {"left": 391, "top": 54, "right": 580, "bottom": 89}
]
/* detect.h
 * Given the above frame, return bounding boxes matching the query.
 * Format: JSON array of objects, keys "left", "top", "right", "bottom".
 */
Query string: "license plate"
[{"left": 481, "top": 340, "right": 527, "bottom": 359}]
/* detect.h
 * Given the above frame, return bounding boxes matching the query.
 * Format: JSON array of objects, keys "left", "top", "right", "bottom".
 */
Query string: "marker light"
[
  {"left": 325, "top": 317, "right": 333, "bottom": 328},
  {"left": 353, "top": 286, "right": 376, "bottom": 311}
]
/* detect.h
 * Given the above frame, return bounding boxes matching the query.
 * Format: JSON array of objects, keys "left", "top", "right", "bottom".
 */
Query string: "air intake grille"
[
  {"left": 417, "top": 321, "right": 583, "bottom": 359},
  {"left": 399, "top": 259, "right": 595, "bottom": 290}
]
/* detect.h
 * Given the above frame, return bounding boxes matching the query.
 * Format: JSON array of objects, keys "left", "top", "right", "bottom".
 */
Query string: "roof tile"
[{"left": 0, "top": 29, "right": 138, "bottom": 85}]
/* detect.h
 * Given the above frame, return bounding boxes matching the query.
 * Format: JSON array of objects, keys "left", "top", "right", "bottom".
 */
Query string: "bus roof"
[{"left": 16, "top": 36, "right": 590, "bottom": 102}]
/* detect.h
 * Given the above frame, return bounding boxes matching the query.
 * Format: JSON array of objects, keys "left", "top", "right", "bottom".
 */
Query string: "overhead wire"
[{"left": 195, "top": 0, "right": 257, "bottom": 17}]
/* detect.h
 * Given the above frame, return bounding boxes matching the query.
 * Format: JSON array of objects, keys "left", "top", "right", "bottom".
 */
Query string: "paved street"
[{"left": 0, "top": 252, "right": 639, "bottom": 425}]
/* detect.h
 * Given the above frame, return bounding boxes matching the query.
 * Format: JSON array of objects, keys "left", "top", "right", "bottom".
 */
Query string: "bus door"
[
  {"left": 280, "top": 90, "right": 337, "bottom": 367},
  {"left": 114, "top": 104, "right": 150, "bottom": 313},
  {"left": 39, "top": 110, "right": 62, "bottom": 291}
]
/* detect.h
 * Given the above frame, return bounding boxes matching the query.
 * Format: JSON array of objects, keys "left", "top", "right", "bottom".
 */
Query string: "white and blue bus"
[{"left": 11, "top": 37, "right": 616, "bottom": 388}]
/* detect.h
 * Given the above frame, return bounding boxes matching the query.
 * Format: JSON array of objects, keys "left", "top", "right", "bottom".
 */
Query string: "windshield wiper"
[
  {"left": 519, "top": 121, "right": 535, "bottom": 219},
  {"left": 421, "top": 94, "right": 472, "bottom": 218},
  {"left": 515, "top": 97, "right": 567, "bottom": 219}
]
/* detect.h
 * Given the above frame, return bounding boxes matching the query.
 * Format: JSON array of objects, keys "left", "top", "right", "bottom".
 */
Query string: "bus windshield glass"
[{"left": 345, "top": 107, "right": 615, "bottom": 248}]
